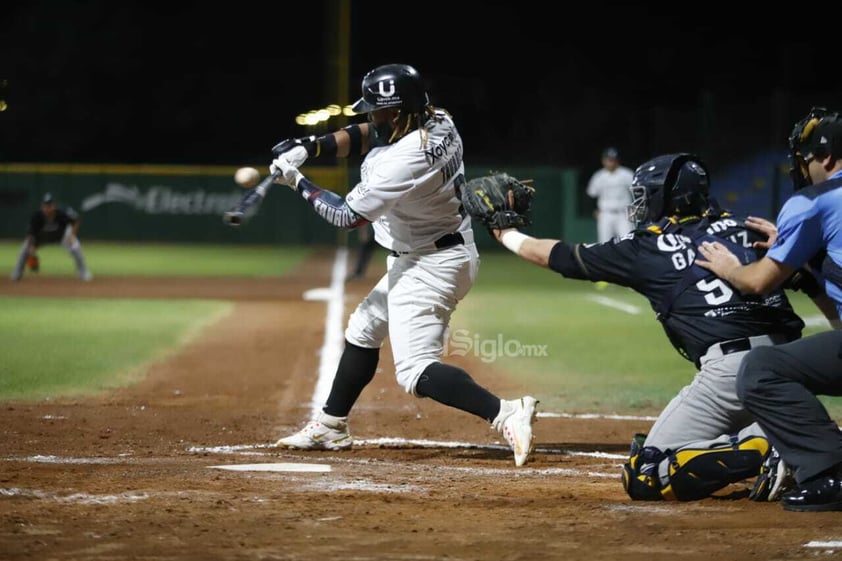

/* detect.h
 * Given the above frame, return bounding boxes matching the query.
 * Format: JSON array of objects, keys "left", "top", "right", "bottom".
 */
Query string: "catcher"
[
  {"left": 461, "top": 156, "right": 824, "bottom": 502},
  {"left": 10, "top": 193, "right": 93, "bottom": 282}
]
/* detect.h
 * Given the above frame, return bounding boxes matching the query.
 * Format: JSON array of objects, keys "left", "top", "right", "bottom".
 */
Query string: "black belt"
[
  {"left": 391, "top": 232, "right": 465, "bottom": 257},
  {"left": 719, "top": 338, "right": 752, "bottom": 355},
  {"left": 712, "top": 334, "right": 790, "bottom": 359},
  {"left": 435, "top": 232, "right": 464, "bottom": 249}
]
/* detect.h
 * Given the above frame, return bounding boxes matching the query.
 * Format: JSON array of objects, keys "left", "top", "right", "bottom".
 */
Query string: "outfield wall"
[{"left": 0, "top": 163, "right": 596, "bottom": 247}]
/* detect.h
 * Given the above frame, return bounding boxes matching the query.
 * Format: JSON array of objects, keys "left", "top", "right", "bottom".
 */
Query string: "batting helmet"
[
  {"left": 628, "top": 153, "right": 710, "bottom": 227},
  {"left": 788, "top": 107, "right": 842, "bottom": 190},
  {"left": 351, "top": 63, "right": 430, "bottom": 114}
]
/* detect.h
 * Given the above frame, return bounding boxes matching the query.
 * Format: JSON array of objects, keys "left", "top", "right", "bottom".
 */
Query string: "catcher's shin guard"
[
  {"left": 622, "top": 433, "right": 665, "bottom": 501},
  {"left": 660, "top": 435, "right": 769, "bottom": 501}
]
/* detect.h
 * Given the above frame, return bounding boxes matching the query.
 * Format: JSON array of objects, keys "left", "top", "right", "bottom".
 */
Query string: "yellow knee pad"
[{"left": 661, "top": 436, "right": 769, "bottom": 501}]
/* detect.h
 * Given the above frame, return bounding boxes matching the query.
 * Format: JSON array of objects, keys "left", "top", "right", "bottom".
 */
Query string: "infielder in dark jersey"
[
  {"left": 487, "top": 153, "right": 817, "bottom": 501},
  {"left": 10, "top": 193, "right": 92, "bottom": 282}
]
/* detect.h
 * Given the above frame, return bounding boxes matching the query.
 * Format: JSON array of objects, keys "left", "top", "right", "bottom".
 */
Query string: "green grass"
[
  {"left": 0, "top": 297, "right": 231, "bottom": 400},
  {"left": 0, "top": 241, "right": 310, "bottom": 400},
  {"left": 2, "top": 242, "right": 840, "bottom": 419},
  {"left": 0, "top": 240, "right": 311, "bottom": 277},
  {"left": 454, "top": 251, "right": 842, "bottom": 417}
]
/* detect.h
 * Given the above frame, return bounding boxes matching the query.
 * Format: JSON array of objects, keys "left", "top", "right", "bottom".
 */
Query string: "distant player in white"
[
  {"left": 587, "top": 147, "right": 635, "bottom": 243},
  {"left": 269, "top": 63, "right": 537, "bottom": 466}
]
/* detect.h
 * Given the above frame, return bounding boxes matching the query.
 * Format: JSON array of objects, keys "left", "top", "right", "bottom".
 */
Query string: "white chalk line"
[
  {"left": 806, "top": 541, "right": 842, "bottom": 549},
  {"left": 209, "top": 462, "right": 331, "bottom": 473},
  {"left": 0, "top": 487, "right": 153, "bottom": 504},
  {"left": 539, "top": 412, "right": 657, "bottom": 421},
  {"left": 585, "top": 294, "right": 642, "bottom": 315},
  {"left": 309, "top": 246, "right": 348, "bottom": 413},
  {"left": 186, "top": 439, "right": 626, "bottom": 461}
]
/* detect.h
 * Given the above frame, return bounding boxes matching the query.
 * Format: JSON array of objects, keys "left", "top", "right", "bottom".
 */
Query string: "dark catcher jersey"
[
  {"left": 27, "top": 208, "right": 78, "bottom": 246},
  {"left": 548, "top": 213, "right": 804, "bottom": 365}
]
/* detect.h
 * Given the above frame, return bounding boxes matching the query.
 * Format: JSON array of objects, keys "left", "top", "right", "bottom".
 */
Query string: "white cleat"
[
  {"left": 275, "top": 412, "right": 353, "bottom": 451},
  {"left": 80, "top": 271, "right": 94, "bottom": 282},
  {"left": 493, "top": 396, "right": 538, "bottom": 466}
]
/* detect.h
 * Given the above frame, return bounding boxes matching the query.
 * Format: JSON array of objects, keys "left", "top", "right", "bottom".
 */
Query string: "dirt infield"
[{"left": 2, "top": 250, "right": 841, "bottom": 561}]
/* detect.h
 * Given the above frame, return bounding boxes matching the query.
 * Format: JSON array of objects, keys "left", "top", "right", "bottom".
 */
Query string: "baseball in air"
[{"left": 234, "top": 166, "right": 260, "bottom": 188}]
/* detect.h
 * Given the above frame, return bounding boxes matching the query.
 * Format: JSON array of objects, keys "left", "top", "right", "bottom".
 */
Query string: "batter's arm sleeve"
[
  {"left": 296, "top": 177, "right": 369, "bottom": 229},
  {"left": 335, "top": 123, "right": 371, "bottom": 158}
]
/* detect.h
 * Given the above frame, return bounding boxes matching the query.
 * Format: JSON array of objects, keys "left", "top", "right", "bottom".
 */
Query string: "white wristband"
[{"left": 500, "top": 230, "right": 528, "bottom": 254}]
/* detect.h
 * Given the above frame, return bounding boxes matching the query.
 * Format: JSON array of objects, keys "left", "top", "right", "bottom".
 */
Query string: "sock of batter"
[
  {"left": 323, "top": 340, "right": 380, "bottom": 417},
  {"left": 415, "top": 362, "right": 501, "bottom": 422}
]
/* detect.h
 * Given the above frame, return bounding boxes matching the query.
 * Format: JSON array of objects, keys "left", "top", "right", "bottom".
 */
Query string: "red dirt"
[{"left": 1, "top": 250, "right": 840, "bottom": 561}]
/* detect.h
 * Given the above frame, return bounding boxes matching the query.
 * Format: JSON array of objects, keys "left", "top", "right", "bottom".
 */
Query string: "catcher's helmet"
[
  {"left": 351, "top": 63, "right": 430, "bottom": 114},
  {"left": 628, "top": 153, "right": 710, "bottom": 227},
  {"left": 788, "top": 107, "right": 842, "bottom": 190}
]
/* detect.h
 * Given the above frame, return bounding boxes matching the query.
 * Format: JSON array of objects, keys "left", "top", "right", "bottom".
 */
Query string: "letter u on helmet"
[
  {"left": 350, "top": 63, "right": 430, "bottom": 114},
  {"left": 628, "top": 153, "right": 710, "bottom": 227}
]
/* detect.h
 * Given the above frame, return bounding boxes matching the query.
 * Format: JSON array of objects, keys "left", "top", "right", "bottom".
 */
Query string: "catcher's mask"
[
  {"left": 351, "top": 63, "right": 430, "bottom": 145},
  {"left": 788, "top": 106, "right": 842, "bottom": 190},
  {"left": 628, "top": 153, "right": 710, "bottom": 227}
]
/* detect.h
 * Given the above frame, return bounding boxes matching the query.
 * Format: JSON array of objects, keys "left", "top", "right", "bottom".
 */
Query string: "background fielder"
[
  {"left": 267, "top": 63, "right": 538, "bottom": 466},
  {"left": 10, "top": 193, "right": 92, "bottom": 282},
  {"left": 586, "top": 147, "right": 634, "bottom": 243}
]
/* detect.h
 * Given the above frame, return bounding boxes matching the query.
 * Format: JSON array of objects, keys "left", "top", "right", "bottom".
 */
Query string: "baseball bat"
[{"left": 222, "top": 169, "right": 282, "bottom": 227}]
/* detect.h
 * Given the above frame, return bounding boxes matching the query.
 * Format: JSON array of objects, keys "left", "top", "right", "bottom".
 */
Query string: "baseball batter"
[
  {"left": 268, "top": 63, "right": 538, "bottom": 466},
  {"left": 479, "top": 153, "right": 813, "bottom": 500},
  {"left": 10, "top": 193, "right": 92, "bottom": 282}
]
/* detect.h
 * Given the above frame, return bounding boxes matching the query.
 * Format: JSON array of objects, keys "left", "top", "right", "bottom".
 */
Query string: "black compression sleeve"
[
  {"left": 343, "top": 124, "right": 363, "bottom": 155},
  {"left": 312, "top": 133, "right": 337, "bottom": 159},
  {"left": 323, "top": 340, "right": 380, "bottom": 417},
  {"left": 547, "top": 241, "right": 590, "bottom": 279},
  {"left": 415, "top": 363, "right": 501, "bottom": 422},
  {"left": 296, "top": 177, "right": 368, "bottom": 229}
]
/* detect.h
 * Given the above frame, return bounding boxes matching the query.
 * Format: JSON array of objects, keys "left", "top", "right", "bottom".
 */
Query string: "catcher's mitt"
[
  {"left": 461, "top": 172, "right": 535, "bottom": 230},
  {"left": 26, "top": 254, "right": 39, "bottom": 272}
]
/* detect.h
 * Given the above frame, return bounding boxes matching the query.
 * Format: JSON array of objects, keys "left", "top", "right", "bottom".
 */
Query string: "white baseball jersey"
[
  {"left": 342, "top": 110, "right": 479, "bottom": 393},
  {"left": 345, "top": 110, "right": 471, "bottom": 252},
  {"left": 587, "top": 165, "right": 635, "bottom": 243},
  {"left": 586, "top": 166, "right": 634, "bottom": 212}
]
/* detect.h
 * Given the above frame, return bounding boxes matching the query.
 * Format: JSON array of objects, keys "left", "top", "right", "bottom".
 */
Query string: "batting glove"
[
  {"left": 270, "top": 154, "right": 305, "bottom": 189},
  {"left": 276, "top": 145, "right": 309, "bottom": 168}
]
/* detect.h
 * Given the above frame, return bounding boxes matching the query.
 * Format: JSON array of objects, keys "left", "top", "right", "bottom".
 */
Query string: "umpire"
[
  {"left": 10, "top": 193, "right": 93, "bottom": 282},
  {"left": 698, "top": 107, "right": 842, "bottom": 511}
]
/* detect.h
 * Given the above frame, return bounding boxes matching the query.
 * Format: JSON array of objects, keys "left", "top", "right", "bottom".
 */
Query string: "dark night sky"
[{"left": 2, "top": 1, "right": 841, "bottom": 173}]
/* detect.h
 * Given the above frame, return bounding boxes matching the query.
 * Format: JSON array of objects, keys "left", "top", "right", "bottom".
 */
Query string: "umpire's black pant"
[{"left": 737, "top": 330, "right": 842, "bottom": 484}]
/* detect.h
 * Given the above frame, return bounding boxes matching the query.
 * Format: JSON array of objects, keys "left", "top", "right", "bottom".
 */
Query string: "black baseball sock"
[
  {"left": 323, "top": 340, "right": 380, "bottom": 417},
  {"left": 415, "top": 362, "right": 500, "bottom": 422}
]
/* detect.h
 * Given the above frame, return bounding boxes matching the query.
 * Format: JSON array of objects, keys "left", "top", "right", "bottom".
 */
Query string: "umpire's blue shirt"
[{"left": 768, "top": 170, "right": 842, "bottom": 315}]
